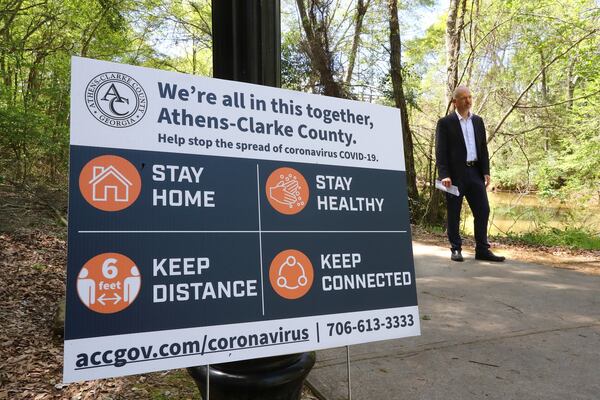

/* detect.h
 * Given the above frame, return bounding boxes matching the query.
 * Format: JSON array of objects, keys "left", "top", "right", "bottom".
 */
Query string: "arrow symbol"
[{"left": 97, "top": 292, "right": 122, "bottom": 305}]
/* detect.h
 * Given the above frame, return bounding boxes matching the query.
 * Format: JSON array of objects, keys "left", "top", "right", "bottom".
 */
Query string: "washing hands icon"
[
  {"left": 269, "top": 174, "right": 302, "bottom": 208},
  {"left": 265, "top": 168, "right": 309, "bottom": 215}
]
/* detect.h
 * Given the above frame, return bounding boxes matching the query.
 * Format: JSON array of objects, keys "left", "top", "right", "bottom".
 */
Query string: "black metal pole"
[
  {"left": 188, "top": 353, "right": 316, "bottom": 400},
  {"left": 212, "top": 0, "right": 281, "bottom": 88},
  {"left": 187, "top": 1, "right": 315, "bottom": 399}
]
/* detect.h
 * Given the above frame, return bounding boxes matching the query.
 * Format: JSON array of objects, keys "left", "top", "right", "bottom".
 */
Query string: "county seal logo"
[{"left": 85, "top": 72, "right": 147, "bottom": 128}]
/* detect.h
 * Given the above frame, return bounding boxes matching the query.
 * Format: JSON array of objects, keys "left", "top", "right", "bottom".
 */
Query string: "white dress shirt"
[{"left": 456, "top": 110, "right": 477, "bottom": 162}]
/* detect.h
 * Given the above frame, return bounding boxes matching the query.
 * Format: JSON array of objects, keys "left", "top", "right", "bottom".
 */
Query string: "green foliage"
[
  {"left": 0, "top": 0, "right": 180, "bottom": 185},
  {"left": 31, "top": 263, "right": 47, "bottom": 271},
  {"left": 400, "top": 0, "right": 600, "bottom": 228},
  {"left": 0, "top": 0, "right": 598, "bottom": 242},
  {"left": 494, "top": 164, "right": 529, "bottom": 191},
  {"left": 480, "top": 0, "right": 600, "bottom": 200},
  {"left": 0, "top": 106, "right": 50, "bottom": 182},
  {"left": 281, "top": 29, "right": 313, "bottom": 91},
  {"left": 506, "top": 227, "right": 600, "bottom": 250},
  {"left": 159, "top": 0, "right": 213, "bottom": 75}
]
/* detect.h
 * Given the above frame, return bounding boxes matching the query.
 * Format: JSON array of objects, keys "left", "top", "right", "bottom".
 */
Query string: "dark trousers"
[{"left": 446, "top": 166, "right": 490, "bottom": 252}]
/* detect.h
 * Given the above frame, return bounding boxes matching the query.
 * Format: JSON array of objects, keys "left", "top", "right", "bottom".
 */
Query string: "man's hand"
[
  {"left": 441, "top": 177, "right": 452, "bottom": 188},
  {"left": 484, "top": 175, "right": 491, "bottom": 187}
]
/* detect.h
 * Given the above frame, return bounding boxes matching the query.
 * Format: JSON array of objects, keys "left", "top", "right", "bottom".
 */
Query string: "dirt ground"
[{"left": 411, "top": 225, "right": 600, "bottom": 276}]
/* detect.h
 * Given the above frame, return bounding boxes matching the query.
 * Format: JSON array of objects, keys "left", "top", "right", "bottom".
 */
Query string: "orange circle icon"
[
  {"left": 79, "top": 155, "right": 141, "bottom": 211},
  {"left": 265, "top": 168, "right": 309, "bottom": 215},
  {"left": 269, "top": 249, "right": 314, "bottom": 299},
  {"left": 77, "top": 253, "right": 141, "bottom": 314}
]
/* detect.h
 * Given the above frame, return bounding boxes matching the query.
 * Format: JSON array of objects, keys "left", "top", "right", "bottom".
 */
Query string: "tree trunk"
[
  {"left": 423, "top": 134, "right": 445, "bottom": 227},
  {"left": 81, "top": 6, "right": 111, "bottom": 58},
  {"left": 296, "top": 0, "right": 345, "bottom": 98},
  {"left": 539, "top": 49, "right": 551, "bottom": 152},
  {"left": 465, "top": 0, "right": 479, "bottom": 87},
  {"left": 192, "top": 36, "right": 197, "bottom": 75},
  {"left": 445, "top": 0, "right": 467, "bottom": 107},
  {"left": 424, "top": 0, "right": 468, "bottom": 226},
  {"left": 388, "top": 0, "right": 418, "bottom": 205},
  {"left": 566, "top": 56, "right": 577, "bottom": 110},
  {"left": 345, "top": 0, "right": 370, "bottom": 87}
]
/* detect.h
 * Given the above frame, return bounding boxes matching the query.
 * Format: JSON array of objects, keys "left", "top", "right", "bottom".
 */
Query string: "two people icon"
[{"left": 77, "top": 253, "right": 141, "bottom": 314}]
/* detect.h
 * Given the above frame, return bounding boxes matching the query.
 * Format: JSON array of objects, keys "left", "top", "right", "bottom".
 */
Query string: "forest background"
[{"left": 1, "top": 0, "right": 599, "bottom": 249}]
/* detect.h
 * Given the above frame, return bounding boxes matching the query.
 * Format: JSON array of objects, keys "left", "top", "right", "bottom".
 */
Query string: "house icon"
[{"left": 89, "top": 165, "right": 133, "bottom": 202}]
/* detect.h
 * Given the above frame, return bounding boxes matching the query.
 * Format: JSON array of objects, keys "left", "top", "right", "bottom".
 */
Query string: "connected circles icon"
[{"left": 269, "top": 249, "right": 314, "bottom": 299}]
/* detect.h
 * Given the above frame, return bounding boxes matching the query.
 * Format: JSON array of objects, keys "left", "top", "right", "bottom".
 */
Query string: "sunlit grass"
[{"left": 505, "top": 227, "right": 600, "bottom": 251}]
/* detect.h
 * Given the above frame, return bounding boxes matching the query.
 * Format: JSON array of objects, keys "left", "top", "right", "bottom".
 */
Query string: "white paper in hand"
[{"left": 435, "top": 180, "right": 460, "bottom": 196}]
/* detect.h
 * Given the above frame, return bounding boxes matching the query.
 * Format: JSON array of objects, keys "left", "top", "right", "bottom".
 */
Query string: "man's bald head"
[
  {"left": 452, "top": 85, "right": 472, "bottom": 116},
  {"left": 452, "top": 85, "right": 471, "bottom": 100}
]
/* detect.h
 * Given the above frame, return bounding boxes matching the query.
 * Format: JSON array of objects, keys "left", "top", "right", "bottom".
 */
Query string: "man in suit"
[{"left": 435, "top": 86, "right": 505, "bottom": 262}]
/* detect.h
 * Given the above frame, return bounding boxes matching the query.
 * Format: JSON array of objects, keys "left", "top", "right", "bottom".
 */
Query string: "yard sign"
[{"left": 64, "top": 57, "right": 420, "bottom": 382}]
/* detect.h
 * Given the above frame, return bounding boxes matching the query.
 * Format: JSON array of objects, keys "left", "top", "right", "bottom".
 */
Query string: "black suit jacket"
[{"left": 435, "top": 112, "right": 490, "bottom": 182}]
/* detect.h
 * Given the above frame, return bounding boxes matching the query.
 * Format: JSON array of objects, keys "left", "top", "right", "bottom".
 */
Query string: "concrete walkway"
[{"left": 307, "top": 242, "right": 600, "bottom": 400}]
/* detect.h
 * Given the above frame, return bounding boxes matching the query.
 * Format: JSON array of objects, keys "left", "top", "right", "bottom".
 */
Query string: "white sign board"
[{"left": 64, "top": 57, "right": 419, "bottom": 382}]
